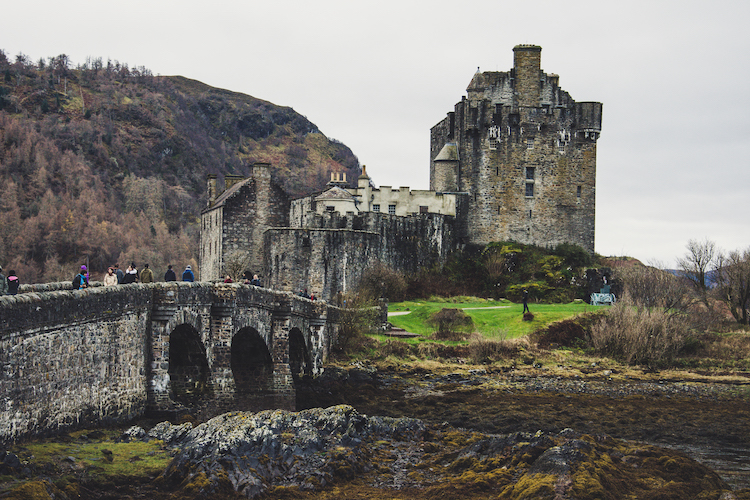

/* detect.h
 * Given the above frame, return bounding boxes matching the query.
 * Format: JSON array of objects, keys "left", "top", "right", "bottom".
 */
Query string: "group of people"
[
  {"left": 0, "top": 266, "right": 19, "bottom": 295},
  {"left": 73, "top": 263, "right": 196, "bottom": 290}
]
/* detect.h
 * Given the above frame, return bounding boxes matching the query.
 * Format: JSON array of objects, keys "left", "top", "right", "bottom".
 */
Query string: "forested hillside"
[{"left": 0, "top": 51, "right": 360, "bottom": 283}]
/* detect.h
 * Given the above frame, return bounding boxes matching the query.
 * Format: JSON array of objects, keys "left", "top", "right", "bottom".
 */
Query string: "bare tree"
[
  {"left": 223, "top": 250, "right": 253, "bottom": 283},
  {"left": 618, "top": 261, "right": 691, "bottom": 315},
  {"left": 676, "top": 238, "right": 717, "bottom": 308},
  {"left": 714, "top": 247, "right": 750, "bottom": 325}
]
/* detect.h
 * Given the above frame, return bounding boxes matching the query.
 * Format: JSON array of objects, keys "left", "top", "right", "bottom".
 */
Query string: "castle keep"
[
  {"left": 431, "top": 44, "right": 601, "bottom": 252},
  {"left": 200, "top": 45, "right": 601, "bottom": 299}
]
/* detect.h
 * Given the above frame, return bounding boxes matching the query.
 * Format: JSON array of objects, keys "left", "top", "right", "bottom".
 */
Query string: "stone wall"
[
  {"left": 264, "top": 211, "right": 455, "bottom": 299},
  {"left": 0, "top": 286, "right": 152, "bottom": 444}
]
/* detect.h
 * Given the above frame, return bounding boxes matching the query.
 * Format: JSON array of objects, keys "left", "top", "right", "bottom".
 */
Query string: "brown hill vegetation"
[{"left": 0, "top": 51, "right": 359, "bottom": 283}]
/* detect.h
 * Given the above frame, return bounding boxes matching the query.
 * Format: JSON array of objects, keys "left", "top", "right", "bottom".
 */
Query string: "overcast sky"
[{"left": 3, "top": 0, "right": 749, "bottom": 267}]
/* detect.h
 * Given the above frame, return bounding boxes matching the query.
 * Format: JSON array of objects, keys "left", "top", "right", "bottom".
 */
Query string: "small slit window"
[
  {"left": 525, "top": 183, "right": 534, "bottom": 197},
  {"left": 577, "top": 186, "right": 582, "bottom": 198}
]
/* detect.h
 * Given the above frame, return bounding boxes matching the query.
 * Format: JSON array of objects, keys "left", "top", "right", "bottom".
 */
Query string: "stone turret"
[{"left": 431, "top": 143, "right": 459, "bottom": 192}]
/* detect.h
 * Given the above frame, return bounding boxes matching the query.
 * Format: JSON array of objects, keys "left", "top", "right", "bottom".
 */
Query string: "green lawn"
[{"left": 388, "top": 298, "right": 593, "bottom": 339}]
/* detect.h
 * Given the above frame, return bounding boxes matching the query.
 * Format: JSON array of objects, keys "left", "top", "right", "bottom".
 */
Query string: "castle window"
[
  {"left": 525, "top": 182, "right": 534, "bottom": 197},
  {"left": 558, "top": 140, "right": 565, "bottom": 154},
  {"left": 526, "top": 138, "right": 534, "bottom": 150},
  {"left": 526, "top": 167, "right": 535, "bottom": 180},
  {"left": 419, "top": 206, "right": 429, "bottom": 214},
  {"left": 326, "top": 206, "right": 335, "bottom": 212},
  {"left": 388, "top": 204, "right": 396, "bottom": 215},
  {"left": 577, "top": 185, "right": 582, "bottom": 198},
  {"left": 489, "top": 137, "right": 498, "bottom": 150},
  {"left": 372, "top": 204, "right": 380, "bottom": 212}
]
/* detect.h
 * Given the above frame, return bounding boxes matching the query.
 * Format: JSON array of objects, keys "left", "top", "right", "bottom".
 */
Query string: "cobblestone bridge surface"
[{"left": 0, "top": 281, "right": 344, "bottom": 444}]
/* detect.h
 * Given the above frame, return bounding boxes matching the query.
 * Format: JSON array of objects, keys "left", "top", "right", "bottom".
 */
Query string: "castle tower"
[{"left": 429, "top": 45, "right": 602, "bottom": 253}]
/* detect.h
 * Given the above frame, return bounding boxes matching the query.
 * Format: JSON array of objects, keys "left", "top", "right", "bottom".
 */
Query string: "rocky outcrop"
[{"left": 128, "top": 405, "right": 733, "bottom": 499}]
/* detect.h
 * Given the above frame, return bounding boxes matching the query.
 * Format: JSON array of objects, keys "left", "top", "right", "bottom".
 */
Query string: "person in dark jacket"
[
  {"left": 122, "top": 263, "right": 138, "bottom": 284},
  {"left": 164, "top": 264, "right": 177, "bottom": 282},
  {"left": 522, "top": 289, "right": 530, "bottom": 313},
  {"left": 182, "top": 265, "right": 195, "bottom": 282},
  {"left": 114, "top": 263, "right": 124, "bottom": 284},
  {"left": 7, "top": 270, "right": 19, "bottom": 295}
]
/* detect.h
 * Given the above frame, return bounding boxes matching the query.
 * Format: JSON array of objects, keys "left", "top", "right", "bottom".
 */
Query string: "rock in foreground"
[{"left": 150, "top": 405, "right": 733, "bottom": 499}]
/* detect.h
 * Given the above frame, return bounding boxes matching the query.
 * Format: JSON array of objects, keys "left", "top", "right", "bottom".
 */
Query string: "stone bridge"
[{"left": 0, "top": 282, "right": 344, "bottom": 444}]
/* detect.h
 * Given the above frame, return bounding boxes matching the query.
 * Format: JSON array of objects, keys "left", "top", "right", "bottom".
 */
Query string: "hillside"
[{"left": 0, "top": 52, "right": 360, "bottom": 283}]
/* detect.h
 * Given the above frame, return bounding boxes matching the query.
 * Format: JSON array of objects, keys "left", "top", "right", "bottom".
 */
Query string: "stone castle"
[{"left": 200, "top": 45, "right": 602, "bottom": 300}]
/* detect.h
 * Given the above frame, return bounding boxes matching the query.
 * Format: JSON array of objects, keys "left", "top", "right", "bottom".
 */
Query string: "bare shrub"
[
  {"left": 417, "top": 342, "right": 440, "bottom": 359},
  {"left": 334, "top": 294, "right": 380, "bottom": 353},
  {"left": 590, "top": 296, "right": 692, "bottom": 367},
  {"left": 467, "top": 332, "right": 522, "bottom": 364},
  {"left": 618, "top": 262, "right": 691, "bottom": 314},
  {"left": 688, "top": 332, "right": 750, "bottom": 361},
  {"left": 356, "top": 262, "right": 408, "bottom": 302},
  {"left": 426, "top": 308, "right": 474, "bottom": 338},
  {"left": 378, "top": 339, "right": 413, "bottom": 358},
  {"left": 532, "top": 313, "right": 603, "bottom": 348}
]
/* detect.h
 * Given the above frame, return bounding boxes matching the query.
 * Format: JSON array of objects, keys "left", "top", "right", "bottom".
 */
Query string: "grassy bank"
[{"left": 387, "top": 298, "right": 593, "bottom": 339}]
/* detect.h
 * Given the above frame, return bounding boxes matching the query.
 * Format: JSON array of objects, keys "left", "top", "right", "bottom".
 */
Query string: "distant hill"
[{"left": 0, "top": 51, "right": 360, "bottom": 282}]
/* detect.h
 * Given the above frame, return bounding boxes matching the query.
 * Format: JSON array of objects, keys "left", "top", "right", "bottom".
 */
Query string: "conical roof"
[{"left": 434, "top": 142, "right": 458, "bottom": 162}]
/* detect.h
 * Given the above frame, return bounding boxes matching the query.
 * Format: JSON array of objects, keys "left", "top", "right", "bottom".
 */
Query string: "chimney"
[
  {"left": 207, "top": 174, "right": 218, "bottom": 207},
  {"left": 225, "top": 174, "right": 245, "bottom": 191},
  {"left": 513, "top": 44, "right": 542, "bottom": 108}
]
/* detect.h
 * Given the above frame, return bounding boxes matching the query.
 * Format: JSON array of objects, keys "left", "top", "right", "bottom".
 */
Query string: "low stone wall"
[{"left": 0, "top": 286, "right": 152, "bottom": 444}]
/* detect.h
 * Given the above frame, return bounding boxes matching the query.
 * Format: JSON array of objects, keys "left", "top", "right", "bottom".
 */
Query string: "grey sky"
[{"left": 3, "top": 0, "right": 749, "bottom": 266}]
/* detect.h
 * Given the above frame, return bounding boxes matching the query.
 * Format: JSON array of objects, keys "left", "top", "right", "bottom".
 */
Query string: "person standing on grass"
[{"left": 522, "top": 289, "right": 530, "bottom": 313}]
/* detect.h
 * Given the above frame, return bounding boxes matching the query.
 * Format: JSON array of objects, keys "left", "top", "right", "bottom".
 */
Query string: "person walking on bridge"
[
  {"left": 7, "top": 270, "right": 19, "bottom": 295},
  {"left": 164, "top": 264, "right": 177, "bottom": 282},
  {"left": 182, "top": 265, "right": 195, "bottom": 282},
  {"left": 74, "top": 265, "right": 89, "bottom": 290},
  {"left": 140, "top": 263, "right": 154, "bottom": 283},
  {"left": 103, "top": 267, "right": 118, "bottom": 286}
]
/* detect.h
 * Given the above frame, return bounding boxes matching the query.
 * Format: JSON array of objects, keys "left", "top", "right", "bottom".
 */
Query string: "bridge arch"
[
  {"left": 168, "top": 323, "right": 212, "bottom": 408},
  {"left": 231, "top": 327, "right": 274, "bottom": 395},
  {"left": 288, "top": 327, "right": 312, "bottom": 383}
]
